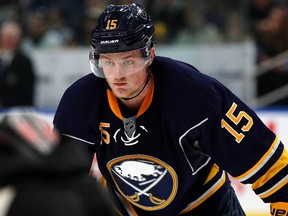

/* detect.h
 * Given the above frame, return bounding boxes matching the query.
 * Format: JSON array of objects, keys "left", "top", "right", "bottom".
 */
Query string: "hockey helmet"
[
  {"left": 89, "top": 3, "right": 155, "bottom": 78},
  {"left": 0, "top": 112, "right": 59, "bottom": 162}
]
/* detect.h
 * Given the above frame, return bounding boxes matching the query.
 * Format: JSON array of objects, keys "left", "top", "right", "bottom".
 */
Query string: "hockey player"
[{"left": 53, "top": 3, "right": 288, "bottom": 215}]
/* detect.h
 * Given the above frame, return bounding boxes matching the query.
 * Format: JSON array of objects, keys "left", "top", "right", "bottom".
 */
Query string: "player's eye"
[
  {"left": 104, "top": 60, "right": 115, "bottom": 66},
  {"left": 123, "top": 60, "right": 133, "bottom": 65}
]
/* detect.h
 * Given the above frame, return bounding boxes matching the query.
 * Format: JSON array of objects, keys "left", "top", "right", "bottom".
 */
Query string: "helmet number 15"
[
  {"left": 106, "top": 19, "right": 118, "bottom": 30},
  {"left": 221, "top": 102, "right": 253, "bottom": 143}
]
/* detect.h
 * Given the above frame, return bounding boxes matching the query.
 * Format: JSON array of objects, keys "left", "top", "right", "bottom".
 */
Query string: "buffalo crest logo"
[{"left": 108, "top": 155, "right": 178, "bottom": 211}]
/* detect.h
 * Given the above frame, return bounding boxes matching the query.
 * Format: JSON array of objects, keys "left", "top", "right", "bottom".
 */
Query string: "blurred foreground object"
[{"left": 0, "top": 112, "right": 116, "bottom": 216}]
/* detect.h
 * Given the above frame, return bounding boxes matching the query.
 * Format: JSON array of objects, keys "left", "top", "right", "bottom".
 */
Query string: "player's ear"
[{"left": 149, "top": 47, "right": 155, "bottom": 65}]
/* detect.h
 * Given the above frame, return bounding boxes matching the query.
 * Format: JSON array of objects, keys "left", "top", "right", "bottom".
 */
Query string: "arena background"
[
  {"left": 31, "top": 43, "right": 256, "bottom": 108},
  {"left": 1, "top": 42, "right": 288, "bottom": 215}
]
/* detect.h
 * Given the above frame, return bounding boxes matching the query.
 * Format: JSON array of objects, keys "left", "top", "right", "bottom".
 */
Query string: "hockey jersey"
[{"left": 53, "top": 56, "right": 288, "bottom": 215}]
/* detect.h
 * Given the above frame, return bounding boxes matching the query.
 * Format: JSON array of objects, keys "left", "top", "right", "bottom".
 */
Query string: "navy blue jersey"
[{"left": 53, "top": 56, "right": 288, "bottom": 215}]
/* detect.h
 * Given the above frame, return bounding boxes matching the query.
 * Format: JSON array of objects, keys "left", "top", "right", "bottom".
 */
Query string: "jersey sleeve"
[
  {"left": 200, "top": 81, "right": 288, "bottom": 204},
  {"left": 53, "top": 74, "right": 106, "bottom": 156}
]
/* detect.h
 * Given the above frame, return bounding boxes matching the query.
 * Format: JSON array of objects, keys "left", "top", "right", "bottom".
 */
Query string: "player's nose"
[{"left": 113, "top": 64, "right": 125, "bottom": 79}]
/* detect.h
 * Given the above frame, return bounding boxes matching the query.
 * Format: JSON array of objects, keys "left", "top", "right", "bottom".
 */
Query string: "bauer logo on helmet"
[{"left": 100, "top": 39, "right": 119, "bottom": 44}]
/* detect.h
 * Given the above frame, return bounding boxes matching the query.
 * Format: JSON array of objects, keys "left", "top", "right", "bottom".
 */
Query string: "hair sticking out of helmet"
[{"left": 89, "top": 3, "right": 155, "bottom": 78}]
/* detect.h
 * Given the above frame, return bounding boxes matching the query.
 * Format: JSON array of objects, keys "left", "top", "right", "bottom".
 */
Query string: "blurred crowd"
[
  {"left": 0, "top": 0, "right": 268, "bottom": 48},
  {"left": 1, "top": 0, "right": 288, "bottom": 106},
  {"left": 0, "top": 0, "right": 288, "bottom": 47}
]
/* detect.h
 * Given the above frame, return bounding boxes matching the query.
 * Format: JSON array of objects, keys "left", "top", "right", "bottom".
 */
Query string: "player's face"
[{"left": 101, "top": 50, "right": 150, "bottom": 99}]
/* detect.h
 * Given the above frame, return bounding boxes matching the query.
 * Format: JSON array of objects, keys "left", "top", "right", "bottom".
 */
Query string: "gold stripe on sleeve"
[
  {"left": 235, "top": 136, "right": 280, "bottom": 182},
  {"left": 252, "top": 148, "right": 288, "bottom": 190}
]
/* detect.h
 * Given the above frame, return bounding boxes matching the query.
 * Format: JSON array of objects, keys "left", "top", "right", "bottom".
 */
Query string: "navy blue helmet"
[
  {"left": 91, "top": 3, "right": 154, "bottom": 54},
  {"left": 89, "top": 3, "right": 155, "bottom": 78}
]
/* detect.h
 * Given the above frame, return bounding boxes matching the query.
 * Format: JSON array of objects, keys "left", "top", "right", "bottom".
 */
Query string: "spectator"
[
  {"left": 174, "top": 5, "right": 223, "bottom": 44},
  {"left": 150, "top": 0, "right": 186, "bottom": 43},
  {"left": 248, "top": 0, "right": 276, "bottom": 32},
  {"left": 247, "top": 0, "right": 276, "bottom": 60},
  {"left": 0, "top": 1, "right": 19, "bottom": 24},
  {"left": 254, "top": 6, "right": 288, "bottom": 106},
  {"left": 223, "top": 11, "right": 251, "bottom": 43},
  {"left": 21, "top": 7, "right": 71, "bottom": 51},
  {"left": 0, "top": 20, "right": 35, "bottom": 108},
  {"left": 77, "top": 0, "right": 106, "bottom": 46},
  {"left": 47, "top": 6, "right": 76, "bottom": 47},
  {"left": 79, "top": 11, "right": 101, "bottom": 46}
]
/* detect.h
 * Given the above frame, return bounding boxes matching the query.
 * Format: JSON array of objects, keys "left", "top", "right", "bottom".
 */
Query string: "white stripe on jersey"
[{"left": 62, "top": 133, "right": 95, "bottom": 145}]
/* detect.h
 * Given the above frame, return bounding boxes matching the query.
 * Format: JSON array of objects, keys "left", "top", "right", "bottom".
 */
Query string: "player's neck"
[{"left": 119, "top": 79, "right": 152, "bottom": 112}]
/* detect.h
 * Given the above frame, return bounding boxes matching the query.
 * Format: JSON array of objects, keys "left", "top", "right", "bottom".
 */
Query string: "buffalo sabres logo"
[{"left": 108, "top": 155, "right": 178, "bottom": 211}]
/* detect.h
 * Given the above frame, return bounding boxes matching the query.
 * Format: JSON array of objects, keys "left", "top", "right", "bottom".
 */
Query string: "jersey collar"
[{"left": 107, "top": 76, "right": 154, "bottom": 120}]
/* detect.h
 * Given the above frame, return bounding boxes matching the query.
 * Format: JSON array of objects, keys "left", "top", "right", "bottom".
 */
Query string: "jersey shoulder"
[
  {"left": 57, "top": 73, "right": 107, "bottom": 110},
  {"left": 152, "top": 56, "right": 225, "bottom": 110},
  {"left": 53, "top": 73, "right": 106, "bottom": 132},
  {"left": 63, "top": 73, "right": 105, "bottom": 98}
]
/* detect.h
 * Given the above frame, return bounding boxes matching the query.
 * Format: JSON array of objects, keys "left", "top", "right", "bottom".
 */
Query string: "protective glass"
[{"left": 89, "top": 48, "right": 151, "bottom": 78}]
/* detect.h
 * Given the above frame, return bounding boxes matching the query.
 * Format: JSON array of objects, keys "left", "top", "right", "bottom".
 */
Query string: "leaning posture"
[{"left": 54, "top": 3, "right": 288, "bottom": 215}]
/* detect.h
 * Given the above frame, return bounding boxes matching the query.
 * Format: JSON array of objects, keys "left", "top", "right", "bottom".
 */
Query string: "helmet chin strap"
[{"left": 121, "top": 69, "right": 151, "bottom": 101}]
